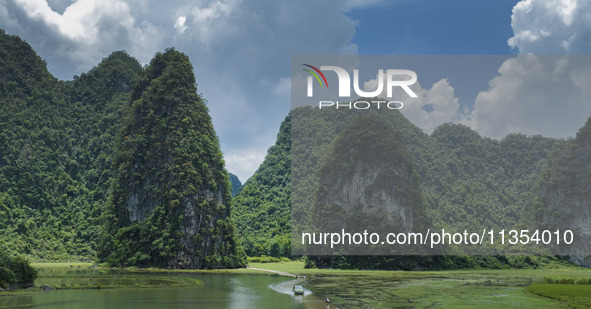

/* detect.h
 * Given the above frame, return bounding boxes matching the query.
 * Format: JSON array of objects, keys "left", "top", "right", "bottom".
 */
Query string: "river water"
[{"left": 0, "top": 273, "right": 332, "bottom": 309}]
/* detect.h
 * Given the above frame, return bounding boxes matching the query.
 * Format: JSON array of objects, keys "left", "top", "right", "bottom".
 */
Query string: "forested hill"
[
  {"left": 99, "top": 49, "right": 245, "bottom": 268},
  {"left": 232, "top": 115, "right": 291, "bottom": 257},
  {"left": 522, "top": 117, "right": 591, "bottom": 266},
  {"left": 0, "top": 29, "right": 143, "bottom": 260},
  {"left": 423, "top": 124, "right": 557, "bottom": 231},
  {"left": 0, "top": 30, "right": 245, "bottom": 267},
  {"left": 232, "top": 106, "right": 559, "bottom": 260},
  {"left": 229, "top": 173, "right": 242, "bottom": 197}
]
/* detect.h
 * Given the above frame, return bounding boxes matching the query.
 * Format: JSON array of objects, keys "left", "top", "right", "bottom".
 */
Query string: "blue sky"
[
  {"left": 348, "top": 0, "right": 517, "bottom": 55},
  {"left": 1, "top": 0, "right": 590, "bottom": 182}
]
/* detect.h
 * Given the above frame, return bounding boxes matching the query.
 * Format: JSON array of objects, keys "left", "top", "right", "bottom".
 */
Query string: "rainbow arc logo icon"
[
  {"left": 303, "top": 64, "right": 329, "bottom": 97},
  {"left": 302, "top": 64, "right": 328, "bottom": 88}
]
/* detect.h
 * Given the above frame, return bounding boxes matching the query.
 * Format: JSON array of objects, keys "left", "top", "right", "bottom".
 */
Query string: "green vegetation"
[
  {"left": 34, "top": 266, "right": 202, "bottom": 290},
  {"left": 425, "top": 124, "right": 556, "bottom": 232},
  {"left": 228, "top": 173, "right": 242, "bottom": 197},
  {"left": 232, "top": 115, "right": 291, "bottom": 258},
  {"left": 304, "top": 255, "right": 568, "bottom": 271},
  {"left": 0, "top": 30, "right": 244, "bottom": 268},
  {"left": 248, "top": 261, "right": 588, "bottom": 308},
  {"left": 528, "top": 284, "right": 591, "bottom": 309},
  {"left": 0, "top": 29, "right": 142, "bottom": 261},
  {"left": 0, "top": 250, "right": 37, "bottom": 289},
  {"left": 312, "top": 115, "right": 428, "bottom": 238},
  {"left": 543, "top": 277, "right": 591, "bottom": 285},
  {"left": 7, "top": 261, "right": 590, "bottom": 308},
  {"left": 247, "top": 256, "right": 291, "bottom": 263},
  {"left": 521, "top": 117, "right": 591, "bottom": 262},
  {"left": 99, "top": 48, "right": 245, "bottom": 269}
]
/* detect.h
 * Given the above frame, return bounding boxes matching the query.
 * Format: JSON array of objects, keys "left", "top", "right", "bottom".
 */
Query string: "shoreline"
[{"left": 246, "top": 266, "right": 300, "bottom": 278}]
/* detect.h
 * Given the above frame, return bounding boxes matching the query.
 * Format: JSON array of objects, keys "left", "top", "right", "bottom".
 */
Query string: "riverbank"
[
  {"left": 246, "top": 266, "right": 298, "bottom": 277},
  {"left": 6, "top": 261, "right": 590, "bottom": 308},
  {"left": 26, "top": 263, "right": 203, "bottom": 292}
]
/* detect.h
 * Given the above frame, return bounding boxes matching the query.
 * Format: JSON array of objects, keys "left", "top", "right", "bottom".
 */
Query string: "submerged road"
[{"left": 246, "top": 266, "right": 299, "bottom": 277}]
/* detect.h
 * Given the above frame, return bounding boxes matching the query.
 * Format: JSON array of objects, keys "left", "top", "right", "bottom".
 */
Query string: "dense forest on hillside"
[
  {"left": 99, "top": 49, "right": 245, "bottom": 268},
  {"left": 233, "top": 106, "right": 562, "bottom": 268},
  {"left": 0, "top": 29, "right": 143, "bottom": 260},
  {"left": 232, "top": 117, "right": 291, "bottom": 257},
  {"left": 0, "top": 30, "right": 244, "bottom": 268},
  {"left": 521, "top": 117, "right": 591, "bottom": 265},
  {"left": 309, "top": 114, "right": 429, "bottom": 256},
  {"left": 228, "top": 173, "right": 242, "bottom": 197}
]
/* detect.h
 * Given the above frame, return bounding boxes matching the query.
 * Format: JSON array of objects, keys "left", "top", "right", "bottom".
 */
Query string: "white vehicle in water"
[{"left": 293, "top": 285, "right": 304, "bottom": 295}]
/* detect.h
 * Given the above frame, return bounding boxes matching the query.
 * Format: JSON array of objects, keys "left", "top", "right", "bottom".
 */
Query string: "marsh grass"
[
  {"left": 249, "top": 261, "right": 591, "bottom": 308},
  {"left": 543, "top": 277, "right": 591, "bottom": 285},
  {"left": 528, "top": 284, "right": 591, "bottom": 309},
  {"left": 31, "top": 265, "right": 202, "bottom": 291},
  {"left": 35, "top": 275, "right": 202, "bottom": 290}
]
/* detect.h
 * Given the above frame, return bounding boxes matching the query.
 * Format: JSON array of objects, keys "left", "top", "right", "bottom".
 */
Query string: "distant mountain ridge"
[
  {"left": 228, "top": 173, "right": 242, "bottom": 197},
  {"left": 233, "top": 105, "right": 563, "bottom": 267}
]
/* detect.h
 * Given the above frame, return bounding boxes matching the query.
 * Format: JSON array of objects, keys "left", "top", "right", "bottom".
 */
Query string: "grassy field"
[
  {"left": 21, "top": 261, "right": 591, "bottom": 308},
  {"left": 528, "top": 284, "right": 591, "bottom": 309},
  {"left": 248, "top": 261, "right": 591, "bottom": 308}
]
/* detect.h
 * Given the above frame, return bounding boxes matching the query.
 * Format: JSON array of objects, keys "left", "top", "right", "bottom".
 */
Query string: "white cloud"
[
  {"left": 462, "top": 0, "right": 591, "bottom": 140},
  {"left": 223, "top": 148, "right": 269, "bottom": 183},
  {"left": 190, "top": 0, "right": 232, "bottom": 24},
  {"left": 174, "top": 15, "right": 187, "bottom": 34},
  {"left": 462, "top": 55, "right": 591, "bottom": 139},
  {"left": 509, "top": 0, "right": 591, "bottom": 53},
  {"left": 271, "top": 77, "right": 290, "bottom": 96},
  {"left": 181, "top": 0, "right": 236, "bottom": 44},
  {"left": 14, "top": 0, "right": 128, "bottom": 41},
  {"left": 362, "top": 73, "right": 461, "bottom": 134},
  {"left": 402, "top": 79, "right": 461, "bottom": 134},
  {"left": 3, "top": 0, "right": 163, "bottom": 76},
  {"left": 357, "top": 55, "right": 591, "bottom": 141}
]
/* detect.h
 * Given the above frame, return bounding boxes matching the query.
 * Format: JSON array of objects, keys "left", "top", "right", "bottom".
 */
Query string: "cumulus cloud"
[
  {"left": 462, "top": 55, "right": 591, "bottom": 139},
  {"left": 362, "top": 73, "right": 462, "bottom": 134},
  {"left": 2, "top": 0, "right": 163, "bottom": 77},
  {"left": 402, "top": 79, "right": 461, "bottom": 134},
  {"left": 357, "top": 54, "right": 591, "bottom": 140},
  {"left": 509, "top": 0, "right": 591, "bottom": 53},
  {"left": 460, "top": 0, "right": 591, "bottom": 140},
  {"left": 174, "top": 15, "right": 187, "bottom": 34},
  {"left": 177, "top": 0, "right": 236, "bottom": 45},
  {"left": 223, "top": 148, "right": 269, "bottom": 184}
]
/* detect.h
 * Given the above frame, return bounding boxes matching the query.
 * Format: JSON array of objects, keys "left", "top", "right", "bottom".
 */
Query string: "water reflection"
[{"left": 0, "top": 273, "right": 333, "bottom": 309}]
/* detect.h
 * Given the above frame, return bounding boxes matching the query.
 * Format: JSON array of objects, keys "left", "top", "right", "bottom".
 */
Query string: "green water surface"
[{"left": 0, "top": 273, "right": 329, "bottom": 309}]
